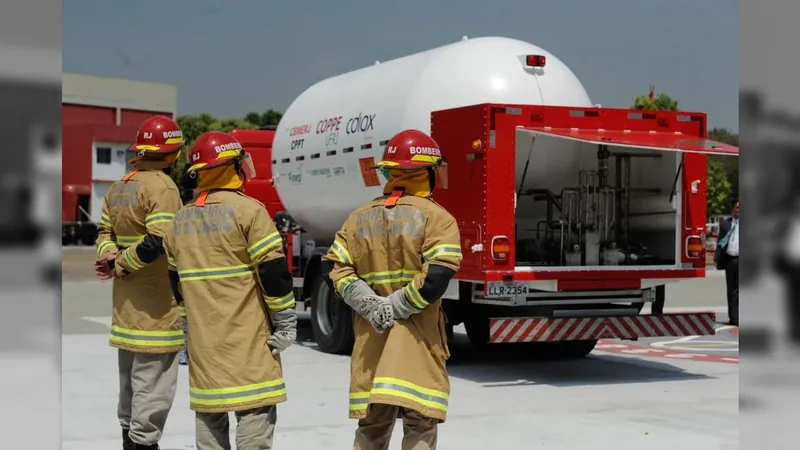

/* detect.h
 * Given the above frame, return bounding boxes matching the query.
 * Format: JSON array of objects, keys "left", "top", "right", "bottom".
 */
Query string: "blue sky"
[{"left": 63, "top": 0, "right": 738, "bottom": 131}]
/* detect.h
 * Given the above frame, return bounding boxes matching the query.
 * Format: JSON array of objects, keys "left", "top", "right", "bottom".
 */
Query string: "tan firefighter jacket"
[
  {"left": 163, "top": 189, "right": 294, "bottom": 413},
  {"left": 324, "top": 194, "right": 463, "bottom": 422},
  {"left": 95, "top": 160, "right": 184, "bottom": 354}
]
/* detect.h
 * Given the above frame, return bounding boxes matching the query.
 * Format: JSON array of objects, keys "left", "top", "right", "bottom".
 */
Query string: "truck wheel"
[
  {"left": 309, "top": 274, "right": 354, "bottom": 355},
  {"left": 529, "top": 339, "right": 598, "bottom": 360}
]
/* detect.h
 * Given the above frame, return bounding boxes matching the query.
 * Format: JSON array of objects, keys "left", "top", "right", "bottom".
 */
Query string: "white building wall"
[{"left": 62, "top": 72, "right": 178, "bottom": 117}]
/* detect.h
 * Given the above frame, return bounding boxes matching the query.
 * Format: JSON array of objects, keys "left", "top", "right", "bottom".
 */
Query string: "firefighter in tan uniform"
[
  {"left": 162, "top": 131, "right": 297, "bottom": 450},
  {"left": 323, "top": 129, "right": 463, "bottom": 450},
  {"left": 94, "top": 115, "right": 185, "bottom": 450}
]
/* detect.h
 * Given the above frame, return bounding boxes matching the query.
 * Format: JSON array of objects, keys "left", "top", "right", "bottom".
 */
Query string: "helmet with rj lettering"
[
  {"left": 374, "top": 129, "right": 443, "bottom": 171},
  {"left": 187, "top": 131, "right": 256, "bottom": 178},
  {"left": 128, "top": 115, "right": 185, "bottom": 156}
]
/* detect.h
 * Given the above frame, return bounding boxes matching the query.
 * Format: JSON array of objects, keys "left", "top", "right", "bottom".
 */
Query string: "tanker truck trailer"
[{"left": 260, "top": 36, "right": 739, "bottom": 357}]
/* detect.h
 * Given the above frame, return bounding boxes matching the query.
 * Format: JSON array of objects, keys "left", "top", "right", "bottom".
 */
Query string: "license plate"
[{"left": 485, "top": 281, "right": 529, "bottom": 298}]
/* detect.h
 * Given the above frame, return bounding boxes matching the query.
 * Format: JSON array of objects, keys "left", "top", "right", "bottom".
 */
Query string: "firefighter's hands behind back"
[
  {"left": 94, "top": 254, "right": 126, "bottom": 280},
  {"left": 385, "top": 288, "right": 422, "bottom": 320},
  {"left": 268, "top": 308, "right": 297, "bottom": 355},
  {"left": 94, "top": 255, "right": 113, "bottom": 280},
  {"left": 360, "top": 296, "right": 394, "bottom": 333},
  {"left": 341, "top": 279, "right": 394, "bottom": 333}
]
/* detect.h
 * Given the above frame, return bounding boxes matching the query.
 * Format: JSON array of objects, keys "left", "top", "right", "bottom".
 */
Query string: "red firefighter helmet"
[
  {"left": 374, "top": 129, "right": 443, "bottom": 170},
  {"left": 129, "top": 115, "right": 185, "bottom": 155},
  {"left": 188, "top": 131, "right": 256, "bottom": 178}
]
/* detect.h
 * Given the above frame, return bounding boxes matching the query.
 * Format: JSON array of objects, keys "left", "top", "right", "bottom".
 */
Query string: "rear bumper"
[
  {"left": 459, "top": 267, "right": 706, "bottom": 292},
  {"left": 488, "top": 312, "right": 716, "bottom": 344}
]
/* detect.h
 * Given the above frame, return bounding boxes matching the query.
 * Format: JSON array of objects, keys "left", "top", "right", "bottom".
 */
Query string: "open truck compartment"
[
  {"left": 432, "top": 104, "right": 739, "bottom": 279},
  {"left": 513, "top": 128, "right": 681, "bottom": 268}
]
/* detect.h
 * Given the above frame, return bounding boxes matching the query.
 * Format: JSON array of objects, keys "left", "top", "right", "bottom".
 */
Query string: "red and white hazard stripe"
[{"left": 488, "top": 313, "right": 716, "bottom": 344}]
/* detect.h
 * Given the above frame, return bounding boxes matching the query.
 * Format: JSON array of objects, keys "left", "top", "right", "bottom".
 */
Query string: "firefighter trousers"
[
  {"left": 195, "top": 405, "right": 277, "bottom": 450},
  {"left": 354, "top": 403, "right": 438, "bottom": 450},
  {"left": 117, "top": 349, "right": 179, "bottom": 446}
]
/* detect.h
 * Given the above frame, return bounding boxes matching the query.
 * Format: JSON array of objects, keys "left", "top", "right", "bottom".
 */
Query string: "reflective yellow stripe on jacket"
[
  {"left": 178, "top": 264, "right": 256, "bottom": 282},
  {"left": 423, "top": 244, "right": 462, "bottom": 262},
  {"left": 333, "top": 269, "right": 420, "bottom": 296},
  {"left": 145, "top": 212, "right": 176, "bottom": 229},
  {"left": 97, "top": 240, "right": 117, "bottom": 257},
  {"left": 123, "top": 247, "right": 146, "bottom": 271},
  {"left": 247, "top": 231, "right": 282, "bottom": 260},
  {"left": 264, "top": 292, "right": 295, "bottom": 311},
  {"left": 99, "top": 213, "right": 112, "bottom": 228},
  {"left": 110, "top": 325, "right": 184, "bottom": 348},
  {"left": 349, "top": 377, "right": 449, "bottom": 414},
  {"left": 190, "top": 379, "right": 287, "bottom": 408},
  {"left": 117, "top": 235, "right": 145, "bottom": 247},
  {"left": 404, "top": 279, "right": 428, "bottom": 309},
  {"left": 329, "top": 239, "right": 353, "bottom": 265},
  {"left": 335, "top": 275, "right": 360, "bottom": 294},
  {"left": 361, "top": 269, "right": 419, "bottom": 286}
]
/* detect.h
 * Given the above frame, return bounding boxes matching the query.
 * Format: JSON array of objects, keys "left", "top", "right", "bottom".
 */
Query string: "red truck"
[{"left": 233, "top": 37, "right": 739, "bottom": 358}]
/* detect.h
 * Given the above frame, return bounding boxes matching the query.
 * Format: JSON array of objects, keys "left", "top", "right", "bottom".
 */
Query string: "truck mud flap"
[{"left": 488, "top": 313, "right": 716, "bottom": 344}]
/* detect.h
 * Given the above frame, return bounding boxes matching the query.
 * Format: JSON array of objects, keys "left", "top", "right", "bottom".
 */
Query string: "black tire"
[
  {"left": 309, "top": 273, "right": 354, "bottom": 355},
  {"left": 528, "top": 339, "right": 598, "bottom": 360}
]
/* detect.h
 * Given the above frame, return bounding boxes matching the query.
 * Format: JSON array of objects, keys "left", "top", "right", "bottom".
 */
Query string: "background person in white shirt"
[{"left": 715, "top": 199, "right": 739, "bottom": 326}]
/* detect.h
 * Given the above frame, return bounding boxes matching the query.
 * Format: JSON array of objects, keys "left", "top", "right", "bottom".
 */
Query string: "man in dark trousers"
[
  {"left": 714, "top": 199, "right": 739, "bottom": 326},
  {"left": 774, "top": 199, "right": 800, "bottom": 346}
]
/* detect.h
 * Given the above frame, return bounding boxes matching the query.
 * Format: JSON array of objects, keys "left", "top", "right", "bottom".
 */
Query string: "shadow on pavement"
[
  {"left": 296, "top": 319, "right": 713, "bottom": 387},
  {"left": 445, "top": 334, "right": 713, "bottom": 387}
]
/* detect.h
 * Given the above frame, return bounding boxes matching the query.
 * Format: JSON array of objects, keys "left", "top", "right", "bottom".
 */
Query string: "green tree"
[
  {"left": 209, "top": 118, "right": 257, "bottom": 133},
  {"left": 176, "top": 113, "right": 216, "bottom": 144},
  {"left": 632, "top": 90, "right": 737, "bottom": 212},
  {"left": 244, "top": 112, "right": 262, "bottom": 126},
  {"left": 707, "top": 127, "right": 739, "bottom": 195},
  {"left": 260, "top": 109, "right": 283, "bottom": 127},
  {"left": 707, "top": 127, "right": 738, "bottom": 146},
  {"left": 632, "top": 91, "right": 679, "bottom": 111},
  {"left": 243, "top": 109, "right": 283, "bottom": 128},
  {"left": 706, "top": 159, "right": 732, "bottom": 215}
]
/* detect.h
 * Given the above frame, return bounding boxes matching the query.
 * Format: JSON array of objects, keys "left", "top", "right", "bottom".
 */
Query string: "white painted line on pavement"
[
  {"left": 63, "top": 280, "right": 111, "bottom": 286},
  {"left": 620, "top": 349, "right": 652, "bottom": 354},
  {"left": 82, "top": 316, "right": 112, "bottom": 329},
  {"left": 654, "top": 342, "right": 739, "bottom": 352},
  {"left": 660, "top": 306, "right": 727, "bottom": 313},
  {"left": 651, "top": 335, "right": 702, "bottom": 349}
]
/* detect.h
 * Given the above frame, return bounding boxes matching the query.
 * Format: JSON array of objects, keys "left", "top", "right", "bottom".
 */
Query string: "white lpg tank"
[{"left": 271, "top": 36, "right": 593, "bottom": 241}]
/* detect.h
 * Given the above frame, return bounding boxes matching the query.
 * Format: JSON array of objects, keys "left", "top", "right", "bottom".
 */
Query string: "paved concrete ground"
[{"left": 62, "top": 248, "right": 738, "bottom": 449}]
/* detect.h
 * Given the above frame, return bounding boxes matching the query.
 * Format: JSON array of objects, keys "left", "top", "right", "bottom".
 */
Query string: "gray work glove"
[
  {"left": 268, "top": 308, "right": 297, "bottom": 355},
  {"left": 367, "top": 287, "right": 423, "bottom": 321},
  {"left": 342, "top": 279, "right": 394, "bottom": 333}
]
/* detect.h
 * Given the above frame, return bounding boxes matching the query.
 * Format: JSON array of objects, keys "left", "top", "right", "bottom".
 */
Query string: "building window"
[{"left": 96, "top": 147, "right": 112, "bottom": 164}]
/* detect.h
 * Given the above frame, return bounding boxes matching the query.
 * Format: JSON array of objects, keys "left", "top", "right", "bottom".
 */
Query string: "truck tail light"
[
  {"left": 491, "top": 236, "right": 511, "bottom": 261},
  {"left": 525, "top": 55, "right": 546, "bottom": 67},
  {"left": 685, "top": 235, "right": 703, "bottom": 258}
]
